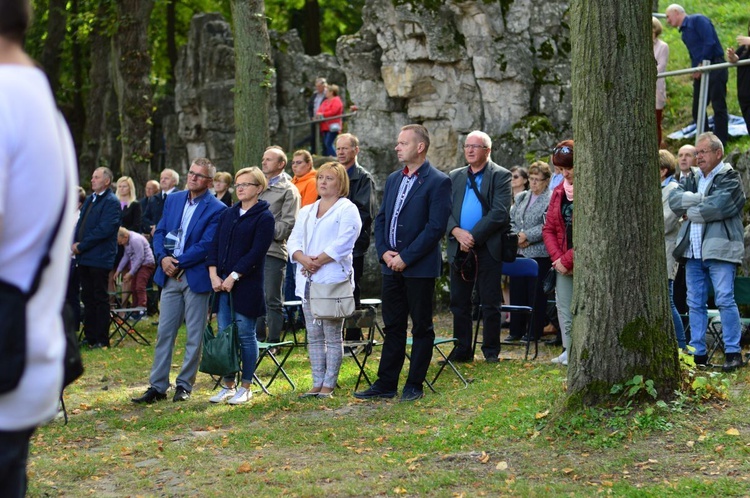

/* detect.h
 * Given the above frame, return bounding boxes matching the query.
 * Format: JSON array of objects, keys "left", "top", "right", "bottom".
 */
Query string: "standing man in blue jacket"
[
  {"left": 132, "top": 158, "right": 226, "bottom": 403},
  {"left": 354, "top": 124, "right": 452, "bottom": 402},
  {"left": 73, "top": 167, "right": 121, "bottom": 348},
  {"left": 666, "top": 4, "right": 729, "bottom": 146},
  {"left": 669, "top": 132, "right": 746, "bottom": 372}
]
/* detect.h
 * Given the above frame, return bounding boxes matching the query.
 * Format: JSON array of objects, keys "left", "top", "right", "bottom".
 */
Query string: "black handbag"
[
  {"left": 542, "top": 268, "right": 557, "bottom": 294},
  {"left": 199, "top": 293, "right": 241, "bottom": 377}
]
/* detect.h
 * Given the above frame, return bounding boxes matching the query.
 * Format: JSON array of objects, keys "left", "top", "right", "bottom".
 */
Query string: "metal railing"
[
  {"left": 285, "top": 111, "right": 359, "bottom": 154},
  {"left": 658, "top": 59, "right": 750, "bottom": 142}
]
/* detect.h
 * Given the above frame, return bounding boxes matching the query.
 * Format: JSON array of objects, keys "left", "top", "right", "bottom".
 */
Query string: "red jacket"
[
  {"left": 542, "top": 183, "right": 574, "bottom": 271},
  {"left": 317, "top": 96, "right": 343, "bottom": 132}
]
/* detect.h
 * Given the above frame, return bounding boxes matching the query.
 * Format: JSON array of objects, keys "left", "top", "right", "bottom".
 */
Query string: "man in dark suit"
[
  {"left": 354, "top": 124, "right": 452, "bottom": 402},
  {"left": 446, "top": 130, "right": 511, "bottom": 363},
  {"left": 73, "top": 167, "right": 121, "bottom": 348},
  {"left": 132, "top": 158, "right": 226, "bottom": 404},
  {"left": 142, "top": 168, "right": 180, "bottom": 238}
]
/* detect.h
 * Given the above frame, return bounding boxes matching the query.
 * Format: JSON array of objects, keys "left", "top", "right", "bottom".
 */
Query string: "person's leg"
[
  {"left": 709, "top": 68, "right": 729, "bottom": 145},
  {"left": 303, "top": 284, "right": 325, "bottom": 389},
  {"left": 668, "top": 279, "right": 687, "bottom": 349},
  {"left": 264, "top": 256, "right": 286, "bottom": 342},
  {"left": 78, "top": 265, "right": 97, "bottom": 344},
  {"left": 235, "top": 311, "right": 258, "bottom": 386},
  {"left": 555, "top": 273, "right": 574, "bottom": 351},
  {"left": 344, "top": 255, "right": 364, "bottom": 341},
  {"left": 175, "top": 285, "right": 211, "bottom": 392},
  {"left": 404, "top": 277, "right": 436, "bottom": 390},
  {"left": 321, "top": 317, "right": 344, "bottom": 389},
  {"left": 656, "top": 108, "right": 664, "bottom": 147},
  {"left": 739, "top": 96, "right": 750, "bottom": 135},
  {"left": 214, "top": 293, "right": 237, "bottom": 387},
  {"left": 89, "top": 266, "right": 112, "bottom": 346},
  {"left": 531, "top": 257, "right": 552, "bottom": 340},
  {"left": 149, "top": 278, "right": 184, "bottom": 393},
  {"left": 448, "top": 266, "right": 475, "bottom": 360},
  {"left": 685, "top": 258, "right": 710, "bottom": 357},
  {"left": 132, "top": 264, "right": 155, "bottom": 308},
  {"left": 706, "top": 260, "right": 742, "bottom": 354},
  {"left": 507, "top": 276, "right": 528, "bottom": 339},
  {"left": 375, "top": 273, "right": 409, "bottom": 391},
  {"left": 0, "top": 428, "right": 35, "bottom": 498},
  {"left": 476, "top": 249, "right": 503, "bottom": 358}
]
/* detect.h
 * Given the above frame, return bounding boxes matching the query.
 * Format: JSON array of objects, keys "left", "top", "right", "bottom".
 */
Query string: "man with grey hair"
[
  {"left": 669, "top": 132, "right": 746, "bottom": 372},
  {"left": 307, "top": 77, "right": 328, "bottom": 154},
  {"left": 133, "top": 158, "right": 226, "bottom": 403},
  {"left": 665, "top": 4, "right": 729, "bottom": 145},
  {"left": 445, "top": 131, "right": 512, "bottom": 363},
  {"left": 73, "top": 166, "right": 121, "bottom": 348}
]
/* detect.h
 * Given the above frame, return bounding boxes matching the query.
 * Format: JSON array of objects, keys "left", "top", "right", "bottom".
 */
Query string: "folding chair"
[
  {"left": 473, "top": 257, "right": 539, "bottom": 360},
  {"left": 406, "top": 337, "right": 469, "bottom": 392},
  {"left": 360, "top": 298, "right": 386, "bottom": 340},
  {"left": 253, "top": 340, "right": 295, "bottom": 394},
  {"left": 109, "top": 307, "right": 149, "bottom": 347},
  {"left": 705, "top": 276, "right": 750, "bottom": 365},
  {"left": 342, "top": 306, "right": 380, "bottom": 391},
  {"left": 282, "top": 299, "right": 307, "bottom": 346}
]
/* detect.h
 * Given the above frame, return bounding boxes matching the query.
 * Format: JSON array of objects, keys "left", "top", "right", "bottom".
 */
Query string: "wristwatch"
[{"left": 230, "top": 271, "right": 240, "bottom": 281}]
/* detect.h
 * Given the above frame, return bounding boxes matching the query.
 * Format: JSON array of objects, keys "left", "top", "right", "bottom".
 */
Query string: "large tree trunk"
[
  {"left": 112, "top": 0, "right": 155, "bottom": 192},
  {"left": 231, "top": 0, "right": 272, "bottom": 172},
  {"left": 40, "top": 0, "right": 68, "bottom": 95},
  {"left": 166, "top": 0, "right": 178, "bottom": 86},
  {"left": 302, "top": 0, "right": 321, "bottom": 55},
  {"left": 567, "top": 0, "right": 680, "bottom": 405}
]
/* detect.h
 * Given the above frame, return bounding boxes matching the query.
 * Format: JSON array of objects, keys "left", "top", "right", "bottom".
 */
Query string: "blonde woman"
[
  {"left": 213, "top": 171, "right": 233, "bottom": 207},
  {"left": 287, "top": 162, "right": 362, "bottom": 398},
  {"left": 116, "top": 176, "right": 142, "bottom": 232}
]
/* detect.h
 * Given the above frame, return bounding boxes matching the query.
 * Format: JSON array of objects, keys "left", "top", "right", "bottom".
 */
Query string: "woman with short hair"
[{"left": 213, "top": 171, "right": 233, "bottom": 207}]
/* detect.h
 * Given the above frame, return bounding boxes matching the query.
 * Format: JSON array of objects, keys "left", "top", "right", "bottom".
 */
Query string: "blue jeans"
[
  {"left": 685, "top": 258, "right": 741, "bottom": 356},
  {"left": 668, "top": 279, "right": 686, "bottom": 349},
  {"left": 217, "top": 292, "right": 258, "bottom": 384},
  {"left": 322, "top": 131, "right": 338, "bottom": 156}
]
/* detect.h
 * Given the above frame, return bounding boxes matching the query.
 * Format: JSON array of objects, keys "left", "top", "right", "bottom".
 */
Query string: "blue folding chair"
[{"left": 473, "top": 257, "right": 539, "bottom": 360}]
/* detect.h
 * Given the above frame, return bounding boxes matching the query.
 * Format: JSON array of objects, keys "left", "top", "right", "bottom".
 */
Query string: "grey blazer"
[
  {"left": 446, "top": 160, "right": 512, "bottom": 263},
  {"left": 510, "top": 189, "right": 551, "bottom": 259}
]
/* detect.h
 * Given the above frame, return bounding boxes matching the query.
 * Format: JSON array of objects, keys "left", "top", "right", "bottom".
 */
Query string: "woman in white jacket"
[{"left": 287, "top": 162, "right": 362, "bottom": 398}]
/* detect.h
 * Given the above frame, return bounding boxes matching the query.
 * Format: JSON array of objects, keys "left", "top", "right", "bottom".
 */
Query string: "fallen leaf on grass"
[
  {"left": 535, "top": 410, "right": 549, "bottom": 419},
  {"left": 725, "top": 428, "right": 740, "bottom": 436},
  {"left": 687, "top": 441, "right": 695, "bottom": 448},
  {"left": 479, "top": 452, "right": 490, "bottom": 464},
  {"left": 563, "top": 468, "right": 574, "bottom": 475},
  {"left": 496, "top": 461, "right": 508, "bottom": 471},
  {"left": 393, "top": 487, "right": 407, "bottom": 494},
  {"left": 715, "top": 445, "right": 725, "bottom": 453},
  {"left": 237, "top": 463, "right": 252, "bottom": 473}
]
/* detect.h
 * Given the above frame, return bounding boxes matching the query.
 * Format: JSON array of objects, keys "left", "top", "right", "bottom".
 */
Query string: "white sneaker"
[
  {"left": 551, "top": 350, "right": 568, "bottom": 366},
  {"left": 227, "top": 387, "right": 252, "bottom": 405},
  {"left": 209, "top": 387, "right": 236, "bottom": 403}
]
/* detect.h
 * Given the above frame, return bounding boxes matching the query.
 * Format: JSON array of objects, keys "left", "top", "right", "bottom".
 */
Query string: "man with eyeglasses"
[
  {"left": 669, "top": 132, "right": 746, "bottom": 372},
  {"left": 133, "top": 158, "right": 226, "bottom": 404},
  {"left": 445, "top": 131, "right": 512, "bottom": 363},
  {"left": 336, "top": 133, "right": 377, "bottom": 341},
  {"left": 257, "top": 146, "right": 301, "bottom": 344}
]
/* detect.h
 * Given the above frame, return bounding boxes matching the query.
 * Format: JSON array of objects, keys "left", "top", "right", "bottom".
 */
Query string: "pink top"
[{"left": 654, "top": 38, "right": 669, "bottom": 110}]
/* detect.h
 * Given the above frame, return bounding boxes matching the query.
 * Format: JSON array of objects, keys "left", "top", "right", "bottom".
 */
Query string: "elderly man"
[
  {"left": 676, "top": 144, "right": 698, "bottom": 184},
  {"left": 669, "top": 132, "right": 746, "bottom": 372},
  {"left": 258, "top": 146, "right": 301, "bottom": 343},
  {"left": 114, "top": 228, "right": 156, "bottom": 309},
  {"left": 665, "top": 4, "right": 729, "bottom": 145},
  {"left": 446, "top": 131, "right": 512, "bottom": 363},
  {"left": 354, "top": 125, "right": 452, "bottom": 402},
  {"left": 73, "top": 167, "right": 121, "bottom": 348},
  {"left": 336, "top": 133, "right": 377, "bottom": 341},
  {"left": 142, "top": 169, "right": 180, "bottom": 237},
  {"left": 132, "top": 158, "right": 226, "bottom": 403},
  {"left": 307, "top": 77, "right": 328, "bottom": 154}
]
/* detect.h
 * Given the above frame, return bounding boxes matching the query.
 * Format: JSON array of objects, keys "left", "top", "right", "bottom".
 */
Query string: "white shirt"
[{"left": 0, "top": 66, "right": 79, "bottom": 430}]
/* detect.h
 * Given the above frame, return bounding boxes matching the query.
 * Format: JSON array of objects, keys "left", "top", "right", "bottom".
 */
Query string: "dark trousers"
[
  {"left": 692, "top": 67, "right": 728, "bottom": 145},
  {"left": 376, "top": 274, "right": 436, "bottom": 391},
  {"left": 509, "top": 256, "right": 552, "bottom": 340},
  {"left": 0, "top": 428, "right": 34, "bottom": 498},
  {"left": 449, "top": 246, "right": 503, "bottom": 360},
  {"left": 79, "top": 265, "right": 111, "bottom": 346},
  {"left": 739, "top": 94, "right": 750, "bottom": 135},
  {"left": 65, "top": 261, "right": 81, "bottom": 333},
  {"left": 344, "top": 255, "right": 364, "bottom": 341}
]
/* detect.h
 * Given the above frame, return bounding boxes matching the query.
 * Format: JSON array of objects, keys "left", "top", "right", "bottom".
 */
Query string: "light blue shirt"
[
  {"left": 173, "top": 192, "right": 207, "bottom": 257},
  {"left": 459, "top": 170, "right": 484, "bottom": 231}
]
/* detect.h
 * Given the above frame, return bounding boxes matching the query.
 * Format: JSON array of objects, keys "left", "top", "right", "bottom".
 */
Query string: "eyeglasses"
[
  {"left": 694, "top": 148, "right": 715, "bottom": 157},
  {"left": 187, "top": 171, "right": 212, "bottom": 180},
  {"left": 463, "top": 144, "right": 488, "bottom": 151},
  {"left": 553, "top": 146, "right": 572, "bottom": 155},
  {"left": 234, "top": 182, "right": 260, "bottom": 190}
]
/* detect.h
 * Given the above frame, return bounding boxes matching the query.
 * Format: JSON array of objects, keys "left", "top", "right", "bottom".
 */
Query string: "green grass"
[
  {"left": 658, "top": 0, "right": 750, "bottom": 153},
  {"left": 27, "top": 316, "right": 750, "bottom": 497}
]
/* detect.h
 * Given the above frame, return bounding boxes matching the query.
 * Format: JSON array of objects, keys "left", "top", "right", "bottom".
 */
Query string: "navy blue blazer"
[
  {"left": 374, "top": 160, "right": 452, "bottom": 278},
  {"left": 206, "top": 201, "right": 275, "bottom": 318},
  {"left": 153, "top": 190, "right": 226, "bottom": 293},
  {"left": 74, "top": 189, "right": 121, "bottom": 269}
]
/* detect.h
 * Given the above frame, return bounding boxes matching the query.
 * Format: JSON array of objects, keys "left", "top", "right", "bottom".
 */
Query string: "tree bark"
[
  {"left": 166, "top": 0, "right": 178, "bottom": 86},
  {"left": 302, "top": 0, "right": 321, "bottom": 55},
  {"left": 231, "top": 0, "right": 272, "bottom": 173},
  {"left": 40, "top": 0, "right": 68, "bottom": 95},
  {"left": 567, "top": 0, "right": 680, "bottom": 405},
  {"left": 112, "top": 0, "right": 155, "bottom": 192}
]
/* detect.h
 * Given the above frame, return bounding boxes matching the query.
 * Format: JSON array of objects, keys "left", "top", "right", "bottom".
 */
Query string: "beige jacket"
[{"left": 259, "top": 174, "right": 301, "bottom": 261}]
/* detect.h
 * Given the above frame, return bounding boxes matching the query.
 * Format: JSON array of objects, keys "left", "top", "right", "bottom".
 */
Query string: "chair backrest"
[
  {"left": 734, "top": 277, "right": 750, "bottom": 306},
  {"left": 501, "top": 257, "right": 539, "bottom": 278}
]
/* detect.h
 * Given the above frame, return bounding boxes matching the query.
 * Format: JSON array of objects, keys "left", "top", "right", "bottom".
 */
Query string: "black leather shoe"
[
  {"left": 485, "top": 357, "right": 499, "bottom": 363},
  {"left": 438, "top": 356, "right": 473, "bottom": 366},
  {"left": 693, "top": 354, "right": 708, "bottom": 366},
  {"left": 544, "top": 338, "right": 562, "bottom": 346},
  {"left": 400, "top": 385, "right": 424, "bottom": 402},
  {"left": 132, "top": 387, "right": 166, "bottom": 404},
  {"left": 173, "top": 386, "right": 191, "bottom": 402},
  {"left": 354, "top": 385, "right": 397, "bottom": 400},
  {"left": 722, "top": 353, "right": 743, "bottom": 372}
]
